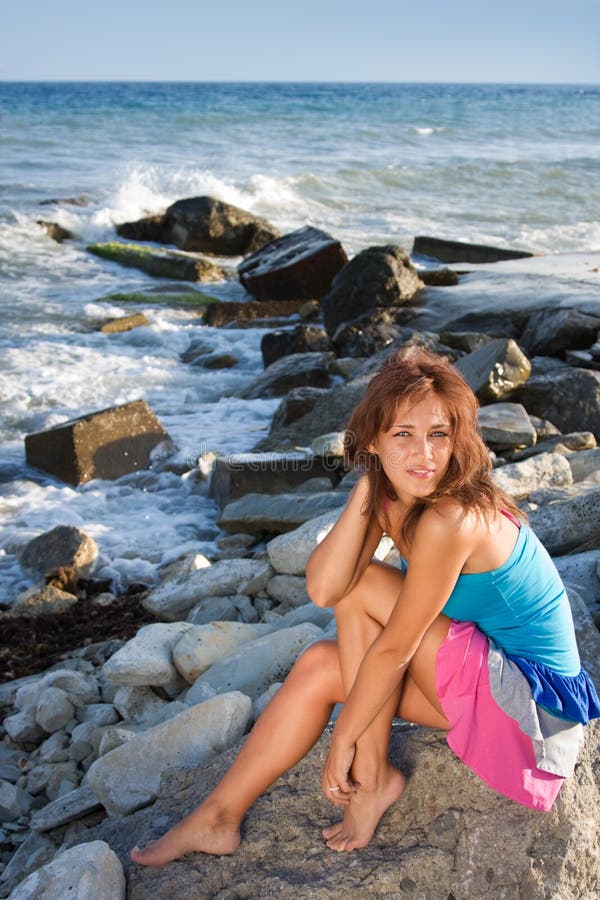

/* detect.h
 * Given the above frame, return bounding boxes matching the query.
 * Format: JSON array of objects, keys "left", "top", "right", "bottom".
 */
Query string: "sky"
[{"left": 1, "top": 0, "right": 599, "bottom": 83}]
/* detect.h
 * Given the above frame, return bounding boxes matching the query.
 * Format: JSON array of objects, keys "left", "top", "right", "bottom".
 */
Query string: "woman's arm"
[
  {"left": 306, "top": 476, "right": 384, "bottom": 608},
  {"left": 322, "top": 505, "right": 475, "bottom": 790}
]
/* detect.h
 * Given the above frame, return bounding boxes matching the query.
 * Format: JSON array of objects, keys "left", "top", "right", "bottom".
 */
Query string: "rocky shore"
[{"left": 2, "top": 198, "right": 600, "bottom": 898}]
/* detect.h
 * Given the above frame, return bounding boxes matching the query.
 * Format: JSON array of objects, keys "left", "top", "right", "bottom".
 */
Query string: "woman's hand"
[{"left": 321, "top": 737, "right": 359, "bottom": 806}]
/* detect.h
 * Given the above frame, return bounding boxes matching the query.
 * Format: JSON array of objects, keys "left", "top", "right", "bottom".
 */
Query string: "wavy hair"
[{"left": 344, "top": 347, "right": 524, "bottom": 545}]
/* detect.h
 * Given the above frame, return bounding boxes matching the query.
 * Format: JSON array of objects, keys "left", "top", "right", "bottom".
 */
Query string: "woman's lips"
[{"left": 406, "top": 468, "right": 435, "bottom": 479}]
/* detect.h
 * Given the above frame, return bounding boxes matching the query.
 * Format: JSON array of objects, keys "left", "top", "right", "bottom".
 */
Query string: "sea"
[{"left": 1, "top": 81, "right": 599, "bottom": 606}]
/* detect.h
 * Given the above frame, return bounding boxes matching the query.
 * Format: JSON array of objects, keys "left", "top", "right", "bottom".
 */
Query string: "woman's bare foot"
[
  {"left": 322, "top": 765, "right": 405, "bottom": 852},
  {"left": 130, "top": 806, "right": 241, "bottom": 866}
]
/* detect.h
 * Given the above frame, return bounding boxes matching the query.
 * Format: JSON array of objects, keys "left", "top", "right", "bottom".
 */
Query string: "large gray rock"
[
  {"left": 512, "top": 367, "right": 600, "bottom": 439},
  {"left": 208, "top": 450, "right": 340, "bottom": 508},
  {"left": 87, "top": 692, "right": 252, "bottom": 815},
  {"left": 566, "top": 447, "right": 600, "bottom": 482},
  {"left": 102, "top": 623, "right": 194, "bottom": 687},
  {"left": 17, "top": 525, "right": 98, "bottom": 580},
  {"left": 144, "top": 558, "right": 272, "bottom": 621},
  {"left": 234, "top": 351, "right": 335, "bottom": 400},
  {"left": 508, "top": 431, "right": 596, "bottom": 463},
  {"left": 238, "top": 225, "right": 348, "bottom": 301},
  {"left": 185, "top": 624, "right": 321, "bottom": 703},
  {"left": 478, "top": 402, "right": 536, "bottom": 449},
  {"left": 519, "top": 307, "right": 600, "bottom": 357},
  {"left": 117, "top": 195, "right": 279, "bottom": 255},
  {"left": 10, "top": 840, "right": 125, "bottom": 900},
  {"left": 172, "top": 622, "right": 269, "bottom": 684},
  {"left": 30, "top": 785, "right": 102, "bottom": 832},
  {"left": 491, "top": 452, "right": 573, "bottom": 500},
  {"left": 25, "top": 400, "right": 175, "bottom": 486},
  {"left": 528, "top": 486, "right": 600, "bottom": 554},
  {"left": 89, "top": 720, "right": 599, "bottom": 900},
  {"left": 218, "top": 490, "right": 347, "bottom": 535},
  {"left": 454, "top": 337, "right": 531, "bottom": 402},
  {"left": 321, "top": 245, "right": 424, "bottom": 337},
  {"left": 554, "top": 550, "right": 600, "bottom": 608}
]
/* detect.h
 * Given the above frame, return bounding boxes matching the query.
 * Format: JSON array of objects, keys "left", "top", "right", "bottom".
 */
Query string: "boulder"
[
  {"left": 419, "top": 267, "right": 459, "bottom": 286},
  {"left": 266, "top": 574, "right": 311, "bottom": 607},
  {"left": 30, "top": 785, "right": 102, "bottom": 832},
  {"left": 87, "top": 242, "right": 228, "bottom": 281},
  {"left": 321, "top": 245, "right": 424, "bottom": 337},
  {"left": 196, "top": 351, "right": 237, "bottom": 369},
  {"left": 512, "top": 367, "right": 600, "bottom": 439},
  {"left": 567, "top": 448, "right": 600, "bottom": 482},
  {"left": 185, "top": 624, "right": 321, "bottom": 704},
  {"left": 234, "top": 351, "right": 335, "bottom": 400},
  {"left": 438, "top": 309, "right": 530, "bottom": 339},
  {"left": 99, "top": 313, "right": 150, "bottom": 334},
  {"left": 492, "top": 452, "right": 573, "bottom": 500},
  {"left": 528, "top": 486, "right": 600, "bottom": 555},
  {"left": 203, "top": 298, "right": 309, "bottom": 326},
  {"left": 454, "top": 337, "right": 531, "bottom": 402},
  {"left": 186, "top": 594, "right": 250, "bottom": 626},
  {"left": 218, "top": 490, "right": 347, "bottom": 535},
  {"left": 331, "top": 309, "right": 419, "bottom": 357},
  {"left": 144, "top": 558, "right": 272, "bottom": 621},
  {"left": 208, "top": 450, "right": 340, "bottom": 508},
  {"left": 238, "top": 226, "right": 347, "bottom": 301},
  {"left": 519, "top": 308, "right": 600, "bottom": 358},
  {"left": 413, "top": 235, "right": 533, "bottom": 263},
  {"left": 439, "top": 330, "right": 493, "bottom": 353},
  {"left": 554, "top": 550, "right": 600, "bottom": 609},
  {"left": 172, "top": 622, "right": 269, "bottom": 684},
  {"left": 35, "top": 686, "right": 75, "bottom": 733},
  {"left": 18, "top": 524, "right": 98, "bottom": 580},
  {"left": 8, "top": 585, "right": 78, "bottom": 617},
  {"left": 10, "top": 840, "right": 125, "bottom": 900},
  {"left": 102, "top": 623, "right": 194, "bottom": 687},
  {"left": 37, "top": 220, "right": 73, "bottom": 242},
  {"left": 269, "top": 386, "right": 328, "bottom": 431},
  {"left": 25, "top": 400, "right": 174, "bottom": 485},
  {"left": 117, "top": 196, "right": 280, "bottom": 255},
  {"left": 261, "top": 324, "right": 332, "bottom": 367},
  {"left": 478, "top": 402, "right": 536, "bottom": 449},
  {"left": 508, "top": 431, "right": 596, "bottom": 463},
  {"left": 93, "top": 721, "right": 599, "bottom": 900},
  {"left": 86, "top": 692, "right": 252, "bottom": 815}
]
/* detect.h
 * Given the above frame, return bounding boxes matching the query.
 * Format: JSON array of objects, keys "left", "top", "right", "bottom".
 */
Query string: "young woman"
[{"left": 131, "top": 348, "right": 600, "bottom": 864}]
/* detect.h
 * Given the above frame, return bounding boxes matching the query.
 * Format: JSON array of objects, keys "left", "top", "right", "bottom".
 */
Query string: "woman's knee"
[{"left": 290, "top": 639, "right": 340, "bottom": 686}]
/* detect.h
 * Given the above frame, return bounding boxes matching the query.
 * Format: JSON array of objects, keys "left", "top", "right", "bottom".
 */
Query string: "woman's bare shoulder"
[{"left": 416, "top": 499, "right": 484, "bottom": 542}]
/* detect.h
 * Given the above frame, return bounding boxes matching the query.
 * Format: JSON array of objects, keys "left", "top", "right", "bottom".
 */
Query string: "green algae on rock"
[
  {"left": 97, "top": 289, "right": 221, "bottom": 309},
  {"left": 87, "top": 242, "right": 229, "bottom": 282}
]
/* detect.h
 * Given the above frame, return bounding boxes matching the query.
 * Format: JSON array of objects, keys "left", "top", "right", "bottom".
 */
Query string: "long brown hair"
[{"left": 344, "top": 347, "right": 523, "bottom": 545}]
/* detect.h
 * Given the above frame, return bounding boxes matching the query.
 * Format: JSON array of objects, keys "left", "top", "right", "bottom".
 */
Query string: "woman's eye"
[
  {"left": 431, "top": 431, "right": 449, "bottom": 438},
  {"left": 393, "top": 431, "right": 410, "bottom": 438}
]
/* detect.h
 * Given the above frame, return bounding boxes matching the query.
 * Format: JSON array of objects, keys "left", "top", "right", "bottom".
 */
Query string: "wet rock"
[
  {"left": 197, "top": 351, "right": 238, "bottom": 369},
  {"left": 234, "top": 350, "right": 335, "bottom": 400},
  {"left": 102, "top": 623, "right": 194, "bottom": 687},
  {"left": 10, "top": 840, "right": 125, "bottom": 900},
  {"left": 331, "top": 308, "right": 420, "bottom": 357},
  {"left": 512, "top": 367, "right": 600, "bottom": 439},
  {"left": 117, "top": 195, "right": 279, "bottom": 255},
  {"left": 87, "top": 693, "right": 252, "bottom": 816},
  {"left": 413, "top": 235, "right": 533, "bottom": 263},
  {"left": 99, "top": 313, "right": 150, "bottom": 334},
  {"left": 144, "top": 558, "right": 272, "bottom": 621},
  {"left": 37, "top": 220, "right": 73, "bottom": 242},
  {"left": 321, "top": 245, "right": 424, "bottom": 337},
  {"left": 208, "top": 450, "right": 340, "bottom": 508},
  {"left": 439, "top": 330, "right": 493, "bottom": 354},
  {"left": 519, "top": 308, "right": 600, "bottom": 358},
  {"left": 238, "top": 225, "right": 347, "bottom": 302},
  {"left": 88, "top": 241, "right": 228, "bottom": 282},
  {"left": 419, "top": 266, "right": 459, "bottom": 286},
  {"left": 269, "top": 386, "right": 328, "bottom": 431},
  {"left": 478, "top": 402, "right": 536, "bottom": 449},
  {"left": 25, "top": 399, "right": 175, "bottom": 486},
  {"left": 438, "top": 309, "right": 530, "bottom": 339},
  {"left": 261, "top": 324, "right": 331, "bottom": 368},
  {"left": 218, "top": 490, "right": 347, "bottom": 535},
  {"left": 185, "top": 624, "right": 321, "bottom": 704},
  {"left": 18, "top": 525, "right": 98, "bottom": 581},
  {"left": 203, "top": 297, "right": 309, "bottom": 326},
  {"left": 492, "top": 452, "right": 573, "bottom": 500},
  {"left": 172, "top": 622, "right": 269, "bottom": 684},
  {"left": 528, "top": 486, "right": 600, "bottom": 555},
  {"left": 454, "top": 337, "right": 531, "bottom": 402}
]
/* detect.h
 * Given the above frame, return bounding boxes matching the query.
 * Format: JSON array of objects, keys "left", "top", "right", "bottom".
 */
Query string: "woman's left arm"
[{"left": 322, "top": 506, "right": 475, "bottom": 795}]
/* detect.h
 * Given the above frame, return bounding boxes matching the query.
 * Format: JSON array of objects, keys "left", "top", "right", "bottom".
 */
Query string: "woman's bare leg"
[{"left": 131, "top": 640, "right": 345, "bottom": 866}]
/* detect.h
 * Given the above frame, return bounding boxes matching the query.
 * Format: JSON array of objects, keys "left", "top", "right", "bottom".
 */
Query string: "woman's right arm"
[{"left": 305, "top": 476, "right": 384, "bottom": 608}]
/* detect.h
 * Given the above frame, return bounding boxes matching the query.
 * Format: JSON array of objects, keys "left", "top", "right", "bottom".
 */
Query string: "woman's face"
[{"left": 369, "top": 393, "right": 453, "bottom": 505}]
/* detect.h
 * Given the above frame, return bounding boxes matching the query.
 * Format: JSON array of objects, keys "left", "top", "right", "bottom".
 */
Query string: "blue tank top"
[{"left": 441, "top": 524, "right": 581, "bottom": 677}]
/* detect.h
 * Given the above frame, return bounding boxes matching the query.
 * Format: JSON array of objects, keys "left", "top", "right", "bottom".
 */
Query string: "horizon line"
[{"left": 0, "top": 78, "right": 598, "bottom": 87}]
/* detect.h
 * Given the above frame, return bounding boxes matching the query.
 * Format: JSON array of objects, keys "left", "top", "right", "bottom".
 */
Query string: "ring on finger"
[{"left": 328, "top": 786, "right": 341, "bottom": 792}]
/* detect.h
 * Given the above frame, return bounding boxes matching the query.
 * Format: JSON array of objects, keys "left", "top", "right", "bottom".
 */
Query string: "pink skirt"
[{"left": 435, "top": 620, "right": 565, "bottom": 811}]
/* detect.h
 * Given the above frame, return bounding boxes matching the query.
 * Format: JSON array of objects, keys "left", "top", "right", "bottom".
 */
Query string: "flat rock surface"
[{"left": 81, "top": 720, "right": 600, "bottom": 899}]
